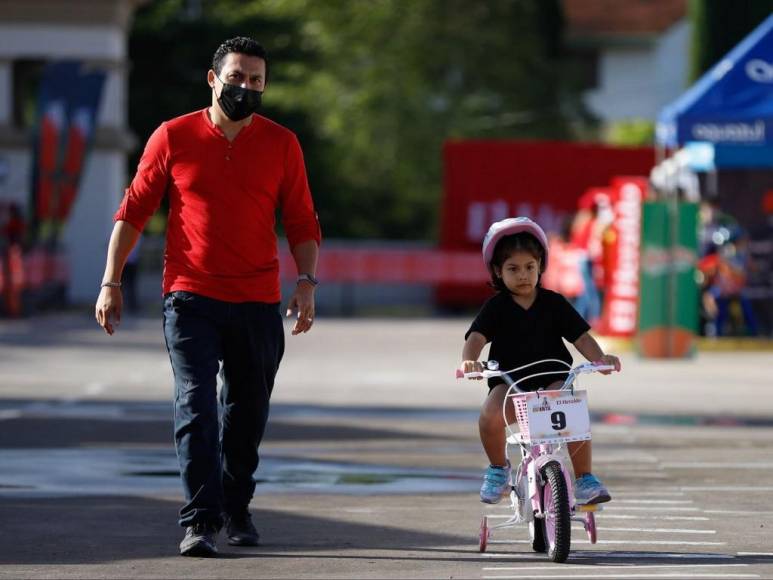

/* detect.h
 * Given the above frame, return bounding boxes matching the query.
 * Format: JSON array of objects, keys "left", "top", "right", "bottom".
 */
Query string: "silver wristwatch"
[{"left": 296, "top": 273, "right": 319, "bottom": 286}]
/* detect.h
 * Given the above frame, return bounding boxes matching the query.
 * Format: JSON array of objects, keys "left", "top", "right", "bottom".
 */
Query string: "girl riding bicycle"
[{"left": 460, "top": 217, "right": 621, "bottom": 506}]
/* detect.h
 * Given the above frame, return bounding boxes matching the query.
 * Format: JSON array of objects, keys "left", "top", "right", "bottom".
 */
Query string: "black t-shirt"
[{"left": 465, "top": 288, "right": 591, "bottom": 390}]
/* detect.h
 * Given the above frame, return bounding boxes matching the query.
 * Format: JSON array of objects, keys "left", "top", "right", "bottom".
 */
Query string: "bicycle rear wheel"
[{"left": 541, "top": 462, "right": 571, "bottom": 563}]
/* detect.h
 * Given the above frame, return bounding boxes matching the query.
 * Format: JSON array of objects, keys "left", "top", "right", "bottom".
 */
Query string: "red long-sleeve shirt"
[{"left": 115, "top": 109, "right": 321, "bottom": 303}]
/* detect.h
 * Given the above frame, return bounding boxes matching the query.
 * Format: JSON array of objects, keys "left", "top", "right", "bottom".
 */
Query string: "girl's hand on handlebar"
[
  {"left": 595, "top": 354, "right": 621, "bottom": 374},
  {"left": 460, "top": 360, "right": 484, "bottom": 380}
]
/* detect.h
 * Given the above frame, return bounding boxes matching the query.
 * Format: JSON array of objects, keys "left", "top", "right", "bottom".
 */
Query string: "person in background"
[
  {"left": 542, "top": 215, "right": 585, "bottom": 310},
  {"left": 701, "top": 228, "right": 759, "bottom": 337},
  {"left": 1, "top": 202, "right": 26, "bottom": 317},
  {"left": 570, "top": 192, "right": 606, "bottom": 323}
]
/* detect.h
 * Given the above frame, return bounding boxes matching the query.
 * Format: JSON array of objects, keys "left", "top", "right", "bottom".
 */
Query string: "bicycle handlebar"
[{"left": 455, "top": 360, "right": 616, "bottom": 392}]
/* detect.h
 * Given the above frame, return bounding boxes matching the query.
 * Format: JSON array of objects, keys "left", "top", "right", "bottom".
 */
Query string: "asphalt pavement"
[{"left": 0, "top": 312, "right": 772, "bottom": 579}]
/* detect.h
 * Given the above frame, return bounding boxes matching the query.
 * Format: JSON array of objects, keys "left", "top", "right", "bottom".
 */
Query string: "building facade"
[{"left": 0, "top": 0, "right": 144, "bottom": 303}]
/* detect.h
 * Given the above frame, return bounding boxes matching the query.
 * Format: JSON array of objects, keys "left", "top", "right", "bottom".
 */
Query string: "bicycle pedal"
[{"left": 576, "top": 504, "right": 601, "bottom": 512}]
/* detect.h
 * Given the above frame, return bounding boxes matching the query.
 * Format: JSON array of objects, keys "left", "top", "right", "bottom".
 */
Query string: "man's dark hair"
[
  {"left": 489, "top": 232, "right": 546, "bottom": 292},
  {"left": 212, "top": 37, "right": 269, "bottom": 79}
]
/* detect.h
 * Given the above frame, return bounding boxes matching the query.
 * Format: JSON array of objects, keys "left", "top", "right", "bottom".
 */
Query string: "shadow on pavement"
[
  {"left": 0, "top": 495, "right": 473, "bottom": 565},
  {"left": 0, "top": 403, "right": 443, "bottom": 450}
]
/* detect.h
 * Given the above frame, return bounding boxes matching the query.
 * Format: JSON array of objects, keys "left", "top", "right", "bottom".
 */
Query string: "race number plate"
[{"left": 522, "top": 390, "right": 591, "bottom": 444}]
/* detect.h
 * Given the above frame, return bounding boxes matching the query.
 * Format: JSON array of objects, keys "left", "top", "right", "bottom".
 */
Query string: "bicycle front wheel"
[{"left": 541, "top": 461, "right": 571, "bottom": 563}]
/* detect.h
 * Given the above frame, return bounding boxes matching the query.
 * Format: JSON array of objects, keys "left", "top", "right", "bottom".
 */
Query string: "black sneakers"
[
  {"left": 179, "top": 522, "right": 219, "bottom": 557},
  {"left": 178, "top": 513, "right": 258, "bottom": 555},
  {"left": 224, "top": 512, "right": 260, "bottom": 546}
]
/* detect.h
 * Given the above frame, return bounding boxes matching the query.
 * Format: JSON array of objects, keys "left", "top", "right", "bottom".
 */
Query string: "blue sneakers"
[
  {"left": 480, "top": 462, "right": 511, "bottom": 504},
  {"left": 574, "top": 473, "right": 611, "bottom": 505}
]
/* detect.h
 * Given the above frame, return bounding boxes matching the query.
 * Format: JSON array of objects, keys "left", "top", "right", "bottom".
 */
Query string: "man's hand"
[
  {"left": 95, "top": 286, "right": 122, "bottom": 335},
  {"left": 286, "top": 282, "right": 316, "bottom": 335}
]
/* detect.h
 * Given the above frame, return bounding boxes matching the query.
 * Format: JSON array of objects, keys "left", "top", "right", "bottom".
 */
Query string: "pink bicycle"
[{"left": 458, "top": 359, "right": 615, "bottom": 563}]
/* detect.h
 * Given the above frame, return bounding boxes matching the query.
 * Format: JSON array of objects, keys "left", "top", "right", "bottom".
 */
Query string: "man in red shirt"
[{"left": 95, "top": 37, "right": 321, "bottom": 557}]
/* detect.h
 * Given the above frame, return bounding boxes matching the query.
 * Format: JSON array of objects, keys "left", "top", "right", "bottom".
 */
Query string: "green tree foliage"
[
  {"left": 130, "top": 0, "right": 591, "bottom": 239},
  {"left": 689, "top": 0, "right": 773, "bottom": 81},
  {"left": 605, "top": 119, "right": 655, "bottom": 147},
  {"left": 128, "top": 0, "right": 336, "bottom": 229}
]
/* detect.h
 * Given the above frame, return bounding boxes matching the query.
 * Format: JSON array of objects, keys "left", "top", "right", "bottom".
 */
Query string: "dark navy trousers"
[{"left": 162, "top": 291, "right": 284, "bottom": 528}]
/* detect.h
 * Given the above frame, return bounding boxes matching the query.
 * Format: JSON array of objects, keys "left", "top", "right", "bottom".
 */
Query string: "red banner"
[
  {"left": 597, "top": 177, "right": 647, "bottom": 336},
  {"left": 438, "top": 140, "right": 655, "bottom": 307},
  {"left": 278, "top": 248, "right": 487, "bottom": 284}
]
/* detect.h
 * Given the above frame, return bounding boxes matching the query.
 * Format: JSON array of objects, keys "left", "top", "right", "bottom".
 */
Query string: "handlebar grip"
[
  {"left": 455, "top": 369, "right": 464, "bottom": 379},
  {"left": 592, "top": 364, "right": 616, "bottom": 372}
]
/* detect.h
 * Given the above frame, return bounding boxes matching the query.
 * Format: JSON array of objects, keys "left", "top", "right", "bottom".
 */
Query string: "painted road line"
[
  {"left": 483, "top": 564, "right": 751, "bottom": 571},
  {"left": 737, "top": 552, "right": 773, "bottom": 556},
  {"left": 610, "top": 472, "right": 671, "bottom": 479},
  {"left": 614, "top": 500, "right": 695, "bottom": 505},
  {"left": 488, "top": 540, "right": 726, "bottom": 546},
  {"left": 582, "top": 541, "right": 726, "bottom": 546},
  {"left": 568, "top": 526, "right": 717, "bottom": 534},
  {"left": 483, "top": 572, "right": 761, "bottom": 580},
  {"left": 613, "top": 492, "right": 687, "bottom": 497},
  {"left": 705, "top": 510, "right": 773, "bottom": 516},
  {"left": 613, "top": 487, "right": 683, "bottom": 491},
  {"left": 681, "top": 486, "right": 773, "bottom": 492},
  {"left": 604, "top": 506, "right": 702, "bottom": 512},
  {"left": 481, "top": 553, "right": 736, "bottom": 559},
  {"left": 661, "top": 462, "right": 773, "bottom": 469},
  {"left": 595, "top": 458, "right": 660, "bottom": 463},
  {"left": 83, "top": 382, "right": 106, "bottom": 396},
  {"left": 480, "top": 553, "right": 553, "bottom": 559},
  {"left": 600, "top": 515, "right": 711, "bottom": 521},
  {"left": 486, "top": 510, "right": 711, "bottom": 522}
]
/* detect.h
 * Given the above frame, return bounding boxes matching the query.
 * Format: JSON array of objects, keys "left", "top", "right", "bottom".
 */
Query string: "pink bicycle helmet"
[{"left": 482, "top": 217, "right": 549, "bottom": 271}]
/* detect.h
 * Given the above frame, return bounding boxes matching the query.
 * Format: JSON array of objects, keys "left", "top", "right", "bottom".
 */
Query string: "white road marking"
[
  {"left": 614, "top": 500, "right": 695, "bottom": 504},
  {"left": 483, "top": 572, "right": 760, "bottom": 580},
  {"left": 595, "top": 457, "right": 659, "bottom": 463},
  {"left": 613, "top": 487, "right": 683, "bottom": 492},
  {"left": 682, "top": 486, "right": 773, "bottom": 492},
  {"left": 0, "top": 409, "right": 22, "bottom": 420},
  {"left": 705, "top": 510, "right": 773, "bottom": 516},
  {"left": 600, "top": 515, "right": 711, "bottom": 521},
  {"left": 84, "top": 382, "right": 106, "bottom": 396},
  {"left": 661, "top": 462, "right": 773, "bottom": 469},
  {"left": 737, "top": 552, "right": 773, "bottom": 556},
  {"left": 613, "top": 492, "right": 687, "bottom": 497},
  {"left": 481, "top": 552, "right": 735, "bottom": 559},
  {"left": 483, "top": 564, "right": 750, "bottom": 571},
  {"left": 592, "top": 527, "right": 717, "bottom": 534},
  {"left": 487, "top": 539, "right": 726, "bottom": 546},
  {"left": 610, "top": 472, "right": 671, "bottom": 479},
  {"left": 604, "top": 506, "right": 702, "bottom": 512},
  {"left": 579, "top": 540, "right": 727, "bottom": 546}
]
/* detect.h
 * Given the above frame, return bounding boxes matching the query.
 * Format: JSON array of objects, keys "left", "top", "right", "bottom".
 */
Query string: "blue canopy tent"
[{"left": 656, "top": 13, "right": 773, "bottom": 168}]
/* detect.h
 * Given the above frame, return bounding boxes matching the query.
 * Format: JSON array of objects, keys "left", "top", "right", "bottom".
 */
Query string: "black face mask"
[{"left": 216, "top": 78, "right": 262, "bottom": 121}]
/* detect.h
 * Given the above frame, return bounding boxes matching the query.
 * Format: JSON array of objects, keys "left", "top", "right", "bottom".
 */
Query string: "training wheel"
[
  {"left": 479, "top": 516, "right": 489, "bottom": 552},
  {"left": 585, "top": 511, "right": 597, "bottom": 544}
]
